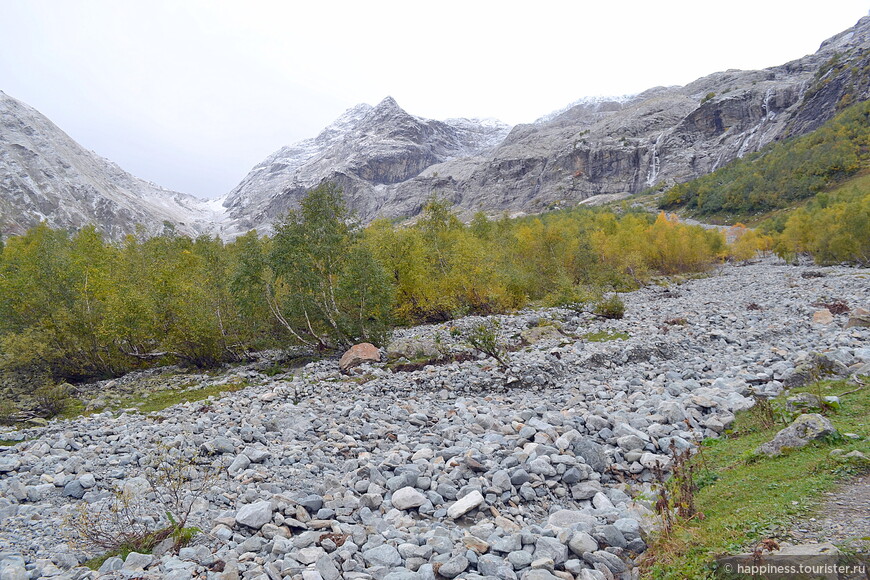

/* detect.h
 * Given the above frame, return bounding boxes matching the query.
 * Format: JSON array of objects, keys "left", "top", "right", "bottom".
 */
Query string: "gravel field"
[{"left": 1, "top": 258, "right": 868, "bottom": 580}]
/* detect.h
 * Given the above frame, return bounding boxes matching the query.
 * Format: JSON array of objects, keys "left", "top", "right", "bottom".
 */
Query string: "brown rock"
[
  {"left": 339, "top": 343, "right": 381, "bottom": 371},
  {"left": 845, "top": 307, "right": 870, "bottom": 328},
  {"left": 812, "top": 309, "right": 834, "bottom": 325},
  {"left": 462, "top": 535, "right": 490, "bottom": 554}
]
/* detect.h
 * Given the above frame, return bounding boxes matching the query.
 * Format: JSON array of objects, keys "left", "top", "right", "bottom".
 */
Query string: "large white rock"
[
  {"left": 568, "top": 531, "right": 599, "bottom": 556},
  {"left": 235, "top": 500, "right": 273, "bottom": 529},
  {"left": 122, "top": 477, "right": 151, "bottom": 497},
  {"left": 391, "top": 486, "right": 426, "bottom": 510},
  {"left": 447, "top": 490, "right": 485, "bottom": 519}
]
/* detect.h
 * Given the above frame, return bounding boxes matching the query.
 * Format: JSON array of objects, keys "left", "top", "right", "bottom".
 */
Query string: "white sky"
[{"left": 1, "top": 1, "right": 867, "bottom": 199}]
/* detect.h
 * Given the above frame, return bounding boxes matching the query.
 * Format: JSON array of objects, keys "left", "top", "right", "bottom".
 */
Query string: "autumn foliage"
[{"left": 0, "top": 189, "right": 728, "bottom": 384}]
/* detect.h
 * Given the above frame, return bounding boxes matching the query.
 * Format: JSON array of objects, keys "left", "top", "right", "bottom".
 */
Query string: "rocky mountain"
[
  {"left": 2, "top": 16, "right": 868, "bottom": 240},
  {"left": 218, "top": 97, "right": 511, "bottom": 235},
  {"left": 0, "top": 91, "right": 217, "bottom": 240},
  {"left": 225, "top": 15, "right": 870, "bottom": 229}
]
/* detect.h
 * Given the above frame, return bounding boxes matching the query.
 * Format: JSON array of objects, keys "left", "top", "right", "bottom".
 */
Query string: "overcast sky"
[{"left": 1, "top": 1, "right": 867, "bottom": 200}]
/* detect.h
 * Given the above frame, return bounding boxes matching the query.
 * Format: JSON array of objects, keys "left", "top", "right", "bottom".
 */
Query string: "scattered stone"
[
  {"left": 0, "top": 260, "right": 867, "bottom": 578},
  {"left": 122, "top": 552, "right": 154, "bottom": 571},
  {"left": 534, "top": 536, "right": 568, "bottom": 564},
  {"left": 0, "top": 456, "right": 21, "bottom": 473},
  {"left": 521, "top": 325, "right": 563, "bottom": 344},
  {"left": 392, "top": 486, "right": 427, "bottom": 510},
  {"left": 757, "top": 413, "right": 838, "bottom": 457},
  {"left": 437, "top": 555, "right": 469, "bottom": 578},
  {"left": 447, "top": 490, "right": 485, "bottom": 519},
  {"left": 386, "top": 338, "right": 442, "bottom": 360},
  {"left": 363, "top": 544, "right": 402, "bottom": 568},
  {"left": 548, "top": 510, "right": 596, "bottom": 530},
  {"left": 812, "top": 309, "right": 833, "bottom": 325},
  {"left": 202, "top": 437, "right": 235, "bottom": 455},
  {"left": 568, "top": 531, "right": 598, "bottom": 556},
  {"left": 846, "top": 307, "right": 870, "bottom": 328}
]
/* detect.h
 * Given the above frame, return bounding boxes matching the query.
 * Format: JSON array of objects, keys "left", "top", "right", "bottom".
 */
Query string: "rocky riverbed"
[{"left": 0, "top": 259, "right": 868, "bottom": 580}]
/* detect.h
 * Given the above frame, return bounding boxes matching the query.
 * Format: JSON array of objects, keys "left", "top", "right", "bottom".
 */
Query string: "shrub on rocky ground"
[
  {"left": 66, "top": 445, "right": 222, "bottom": 562},
  {"left": 33, "top": 383, "right": 72, "bottom": 418},
  {"left": 594, "top": 294, "right": 626, "bottom": 319},
  {"left": 0, "top": 398, "right": 20, "bottom": 425},
  {"left": 453, "top": 320, "right": 510, "bottom": 371}
]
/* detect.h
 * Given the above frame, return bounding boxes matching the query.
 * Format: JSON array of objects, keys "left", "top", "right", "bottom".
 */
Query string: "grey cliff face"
[
  {"left": 0, "top": 91, "right": 216, "bottom": 240},
  {"left": 225, "top": 16, "right": 870, "bottom": 230}
]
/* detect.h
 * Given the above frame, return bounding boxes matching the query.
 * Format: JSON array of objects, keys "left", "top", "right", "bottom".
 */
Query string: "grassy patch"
[
  {"left": 583, "top": 330, "right": 630, "bottom": 342},
  {"left": 81, "top": 524, "right": 201, "bottom": 570},
  {"left": 644, "top": 378, "right": 869, "bottom": 579},
  {"left": 115, "top": 378, "right": 251, "bottom": 414},
  {"left": 58, "top": 398, "right": 86, "bottom": 420},
  {"left": 82, "top": 550, "right": 128, "bottom": 571}
]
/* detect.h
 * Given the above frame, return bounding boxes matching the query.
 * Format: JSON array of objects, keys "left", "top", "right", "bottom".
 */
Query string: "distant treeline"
[
  {"left": 657, "top": 99, "right": 869, "bottom": 266},
  {"left": 661, "top": 100, "right": 870, "bottom": 216},
  {"left": 768, "top": 173, "right": 870, "bottom": 265},
  {"left": 0, "top": 184, "right": 730, "bottom": 384}
]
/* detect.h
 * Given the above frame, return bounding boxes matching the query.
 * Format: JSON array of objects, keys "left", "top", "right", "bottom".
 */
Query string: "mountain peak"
[{"left": 373, "top": 96, "right": 402, "bottom": 112}]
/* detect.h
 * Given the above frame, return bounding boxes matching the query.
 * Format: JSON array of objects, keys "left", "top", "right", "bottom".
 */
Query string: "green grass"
[
  {"left": 583, "top": 330, "right": 630, "bottom": 342},
  {"left": 644, "top": 378, "right": 870, "bottom": 579},
  {"left": 82, "top": 550, "right": 129, "bottom": 571},
  {"left": 118, "top": 378, "right": 250, "bottom": 414},
  {"left": 0, "top": 375, "right": 252, "bottom": 434},
  {"left": 81, "top": 525, "right": 201, "bottom": 570},
  {"left": 58, "top": 398, "right": 86, "bottom": 420}
]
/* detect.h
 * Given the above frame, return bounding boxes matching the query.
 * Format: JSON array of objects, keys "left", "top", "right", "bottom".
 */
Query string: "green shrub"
[
  {"left": 33, "top": 383, "right": 72, "bottom": 418},
  {"left": 453, "top": 320, "right": 510, "bottom": 370},
  {"left": 660, "top": 100, "right": 870, "bottom": 216},
  {"left": 67, "top": 444, "right": 221, "bottom": 558},
  {"left": 0, "top": 399, "right": 20, "bottom": 425},
  {"left": 594, "top": 294, "right": 625, "bottom": 319}
]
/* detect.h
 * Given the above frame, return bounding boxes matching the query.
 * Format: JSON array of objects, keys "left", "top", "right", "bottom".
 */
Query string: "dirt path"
[{"left": 788, "top": 473, "right": 870, "bottom": 555}]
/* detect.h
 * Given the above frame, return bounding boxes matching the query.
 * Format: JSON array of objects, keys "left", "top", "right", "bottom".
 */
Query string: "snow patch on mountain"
[
  {"left": 219, "top": 96, "right": 512, "bottom": 236},
  {"left": 535, "top": 94, "right": 638, "bottom": 124}
]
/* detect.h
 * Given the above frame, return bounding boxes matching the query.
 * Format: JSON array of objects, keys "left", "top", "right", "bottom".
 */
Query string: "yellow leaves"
[
  {"left": 592, "top": 212, "right": 723, "bottom": 278},
  {"left": 362, "top": 205, "right": 724, "bottom": 325},
  {"left": 728, "top": 226, "right": 773, "bottom": 262},
  {"left": 775, "top": 191, "right": 870, "bottom": 265}
]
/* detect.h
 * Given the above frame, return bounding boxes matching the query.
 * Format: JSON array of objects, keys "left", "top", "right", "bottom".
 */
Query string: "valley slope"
[{"left": 0, "top": 91, "right": 218, "bottom": 240}]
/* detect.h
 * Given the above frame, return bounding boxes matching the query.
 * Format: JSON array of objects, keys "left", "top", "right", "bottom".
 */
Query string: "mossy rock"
[
  {"left": 385, "top": 338, "right": 443, "bottom": 361},
  {"left": 520, "top": 325, "right": 563, "bottom": 344}
]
